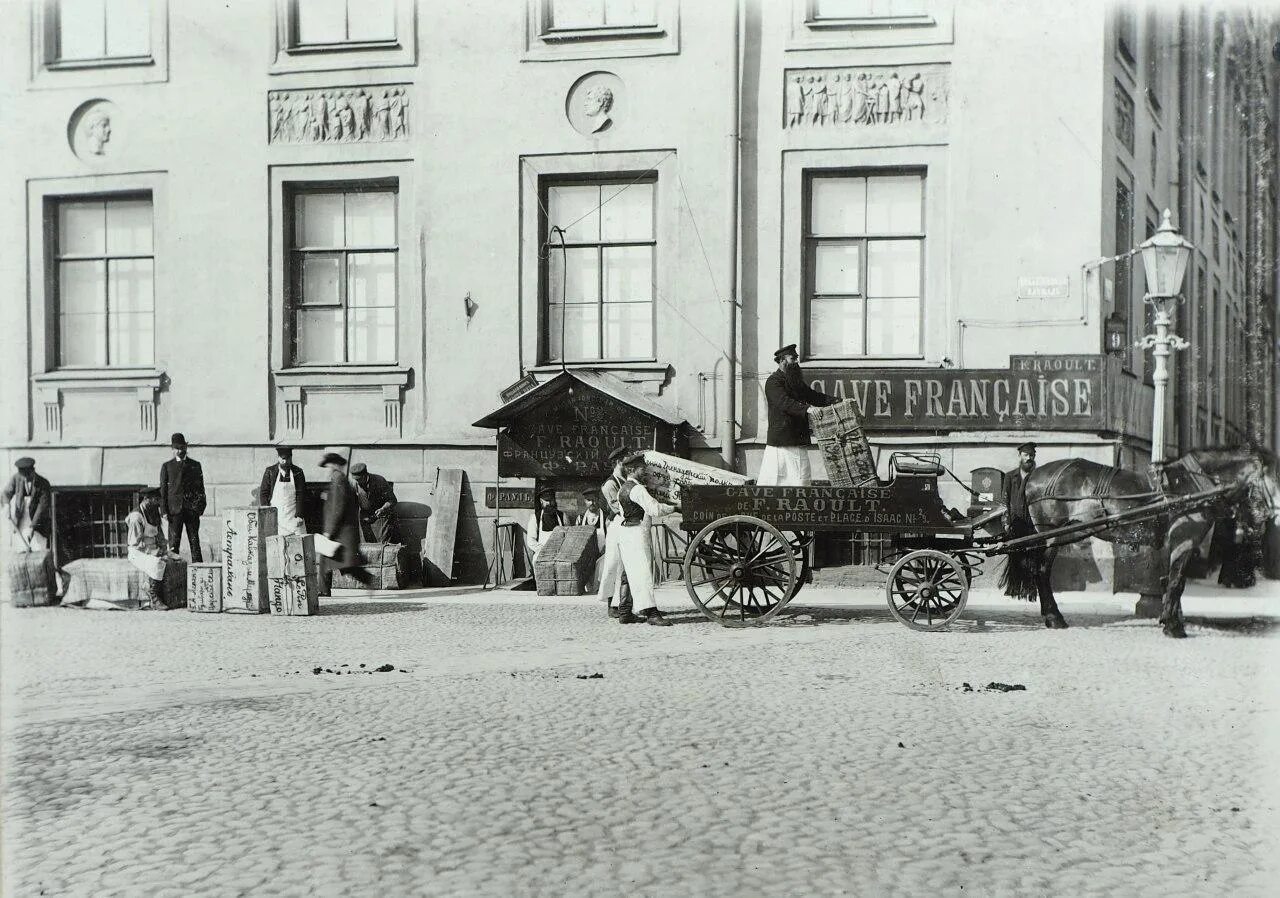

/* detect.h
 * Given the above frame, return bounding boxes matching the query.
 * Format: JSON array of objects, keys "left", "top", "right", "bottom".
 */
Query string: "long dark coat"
[
  {"left": 322, "top": 468, "right": 363, "bottom": 570},
  {"left": 763, "top": 366, "right": 836, "bottom": 446},
  {"left": 1000, "top": 466, "right": 1041, "bottom": 601},
  {"left": 159, "top": 457, "right": 207, "bottom": 515}
]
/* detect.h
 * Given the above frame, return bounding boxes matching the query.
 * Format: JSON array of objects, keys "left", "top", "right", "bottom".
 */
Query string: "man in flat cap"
[
  {"left": 2, "top": 457, "right": 52, "bottom": 552},
  {"left": 759, "top": 344, "right": 837, "bottom": 486},
  {"left": 317, "top": 452, "right": 370, "bottom": 588},
  {"left": 594, "top": 445, "right": 633, "bottom": 618},
  {"left": 159, "top": 433, "right": 207, "bottom": 561},
  {"left": 1000, "top": 442, "right": 1047, "bottom": 607},
  {"left": 259, "top": 446, "right": 308, "bottom": 537},
  {"left": 350, "top": 462, "right": 399, "bottom": 544}
]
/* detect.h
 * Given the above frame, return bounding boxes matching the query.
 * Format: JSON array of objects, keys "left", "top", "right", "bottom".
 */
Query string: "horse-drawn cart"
[{"left": 664, "top": 452, "right": 1239, "bottom": 632}]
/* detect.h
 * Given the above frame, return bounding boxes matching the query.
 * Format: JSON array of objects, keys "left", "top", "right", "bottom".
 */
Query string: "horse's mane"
[{"left": 1181, "top": 444, "right": 1279, "bottom": 473}]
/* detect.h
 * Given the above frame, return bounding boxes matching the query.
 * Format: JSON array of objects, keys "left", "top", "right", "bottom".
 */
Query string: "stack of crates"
[
  {"left": 808, "top": 400, "right": 878, "bottom": 487},
  {"left": 533, "top": 525, "right": 600, "bottom": 596}
]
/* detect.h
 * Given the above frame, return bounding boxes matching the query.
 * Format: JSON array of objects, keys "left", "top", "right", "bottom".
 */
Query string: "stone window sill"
[
  {"left": 274, "top": 366, "right": 411, "bottom": 388},
  {"left": 805, "top": 16, "right": 933, "bottom": 29},
  {"left": 284, "top": 40, "right": 402, "bottom": 55},
  {"left": 539, "top": 25, "right": 665, "bottom": 42},
  {"left": 46, "top": 55, "right": 154, "bottom": 70},
  {"left": 32, "top": 368, "right": 164, "bottom": 391}
]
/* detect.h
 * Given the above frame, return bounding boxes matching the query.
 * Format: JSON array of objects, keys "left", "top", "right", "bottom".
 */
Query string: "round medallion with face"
[{"left": 566, "top": 72, "right": 624, "bottom": 136}]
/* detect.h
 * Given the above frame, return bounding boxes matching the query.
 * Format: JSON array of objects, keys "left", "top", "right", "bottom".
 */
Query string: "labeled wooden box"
[
  {"left": 641, "top": 450, "right": 749, "bottom": 507},
  {"left": 269, "top": 575, "right": 320, "bottom": 616},
  {"left": 533, "top": 526, "right": 598, "bottom": 596},
  {"left": 187, "top": 563, "right": 223, "bottom": 612},
  {"left": 222, "top": 506, "right": 278, "bottom": 614},
  {"left": 265, "top": 534, "right": 317, "bottom": 580}
]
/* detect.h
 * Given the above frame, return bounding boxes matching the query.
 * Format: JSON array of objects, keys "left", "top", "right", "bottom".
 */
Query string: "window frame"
[
  {"left": 50, "top": 191, "right": 156, "bottom": 371},
  {"left": 271, "top": 0, "right": 416, "bottom": 73},
  {"left": 804, "top": 0, "right": 935, "bottom": 30},
  {"left": 285, "top": 0, "right": 399, "bottom": 52},
  {"left": 523, "top": 0, "right": 678, "bottom": 59},
  {"left": 538, "top": 174, "right": 659, "bottom": 365},
  {"left": 285, "top": 181, "right": 401, "bottom": 368},
  {"left": 29, "top": 0, "right": 168, "bottom": 88},
  {"left": 801, "top": 168, "right": 926, "bottom": 361}
]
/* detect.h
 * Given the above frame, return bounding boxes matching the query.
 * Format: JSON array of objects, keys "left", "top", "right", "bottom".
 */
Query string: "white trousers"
[
  {"left": 595, "top": 523, "right": 624, "bottom": 604},
  {"left": 616, "top": 524, "right": 656, "bottom": 613},
  {"left": 757, "top": 446, "right": 812, "bottom": 487}
]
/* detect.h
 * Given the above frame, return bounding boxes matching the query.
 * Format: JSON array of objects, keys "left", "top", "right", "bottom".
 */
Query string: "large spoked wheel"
[
  {"left": 683, "top": 515, "right": 798, "bottom": 627},
  {"left": 885, "top": 549, "right": 969, "bottom": 632}
]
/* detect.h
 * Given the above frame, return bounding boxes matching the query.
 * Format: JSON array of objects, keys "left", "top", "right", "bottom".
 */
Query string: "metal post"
[{"left": 1150, "top": 298, "right": 1172, "bottom": 465}]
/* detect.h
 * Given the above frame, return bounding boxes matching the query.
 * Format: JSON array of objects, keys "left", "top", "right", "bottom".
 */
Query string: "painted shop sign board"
[
  {"left": 1017, "top": 276, "right": 1070, "bottom": 300},
  {"left": 680, "top": 481, "right": 964, "bottom": 534},
  {"left": 485, "top": 486, "right": 536, "bottom": 509}
]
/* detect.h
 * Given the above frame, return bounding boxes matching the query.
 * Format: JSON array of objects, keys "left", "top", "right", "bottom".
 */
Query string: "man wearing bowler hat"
[
  {"left": 259, "top": 446, "right": 308, "bottom": 537},
  {"left": 759, "top": 344, "right": 837, "bottom": 487},
  {"left": 159, "top": 433, "right": 207, "bottom": 561},
  {"left": 2, "top": 457, "right": 52, "bottom": 552}
]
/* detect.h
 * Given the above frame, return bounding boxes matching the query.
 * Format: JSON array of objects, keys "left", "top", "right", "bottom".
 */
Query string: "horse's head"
[{"left": 1189, "top": 446, "right": 1280, "bottom": 531}]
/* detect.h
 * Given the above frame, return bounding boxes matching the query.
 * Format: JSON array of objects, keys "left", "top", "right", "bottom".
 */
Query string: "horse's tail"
[{"left": 999, "top": 544, "right": 1039, "bottom": 601}]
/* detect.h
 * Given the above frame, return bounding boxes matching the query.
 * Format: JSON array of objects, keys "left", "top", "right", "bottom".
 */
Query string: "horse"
[{"left": 1010, "top": 446, "right": 1280, "bottom": 637}]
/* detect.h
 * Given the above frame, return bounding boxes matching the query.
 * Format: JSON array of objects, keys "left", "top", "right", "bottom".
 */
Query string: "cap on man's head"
[
  {"left": 607, "top": 446, "right": 630, "bottom": 464},
  {"left": 773, "top": 343, "right": 799, "bottom": 362},
  {"left": 583, "top": 486, "right": 603, "bottom": 498},
  {"left": 622, "top": 453, "right": 648, "bottom": 469},
  {"left": 140, "top": 486, "right": 161, "bottom": 499},
  {"left": 1018, "top": 441, "right": 1037, "bottom": 454},
  {"left": 536, "top": 486, "right": 557, "bottom": 498},
  {"left": 170, "top": 432, "right": 188, "bottom": 448},
  {"left": 275, "top": 445, "right": 293, "bottom": 457},
  {"left": 14, "top": 456, "right": 35, "bottom": 470},
  {"left": 319, "top": 452, "right": 347, "bottom": 467},
  {"left": 350, "top": 462, "right": 368, "bottom": 476}
]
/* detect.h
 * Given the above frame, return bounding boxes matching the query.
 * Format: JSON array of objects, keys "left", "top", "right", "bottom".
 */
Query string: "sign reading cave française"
[
  {"left": 680, "top": 481, "right": 962, "bottom": 534},
  {"left": 806, "top": 355, "right": 1105, "bottom": 432}
]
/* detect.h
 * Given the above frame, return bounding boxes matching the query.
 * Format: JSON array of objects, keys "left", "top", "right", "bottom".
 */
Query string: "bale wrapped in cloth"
[
  {"left": 640, "top": 451, "right": 750, "bottom": 507},
  {"left": 807, "top": 400, "right": 878, "bottom": 487}
]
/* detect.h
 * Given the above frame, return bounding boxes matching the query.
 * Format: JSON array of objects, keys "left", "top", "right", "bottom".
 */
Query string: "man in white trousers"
[
  {"left": 614, "top": 454, "right": 677, "bottom": 626},
  {"left": 757, "top": 344, "right": 837, "bottom": 486},
  {"left": 595, "top": 446, "right": 632, "bottom": 619}
]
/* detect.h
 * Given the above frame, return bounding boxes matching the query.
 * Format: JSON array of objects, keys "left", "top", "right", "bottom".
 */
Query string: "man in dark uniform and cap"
[
  {"left": 159, "top": 433, "right": 207, "bottom": 561},
  {"left": 350, "top": 462, "right": 399, "bottom": 543},
  {"left": 1000, "top": 442, "right": 1049, "bottom": 609},
  {"left": 759, "top": 344, "right": 837, "bottom": 486},
  {"left": 2, "top": 457, "right": 52, "bottom": 551}
]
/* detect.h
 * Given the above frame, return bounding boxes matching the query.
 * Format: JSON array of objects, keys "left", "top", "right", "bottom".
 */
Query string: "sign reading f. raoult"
[{"left": 806, "top": 355, "right": 1105, "bottom": 432}]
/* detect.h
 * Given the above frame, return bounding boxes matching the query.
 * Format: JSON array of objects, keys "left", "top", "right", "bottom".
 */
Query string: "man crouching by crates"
[
  {"left": 614, "top": 453, "right": 677, "bottom": 626},
  {"left": 759, "top": 344, "right": 837, "bottom": 487}
]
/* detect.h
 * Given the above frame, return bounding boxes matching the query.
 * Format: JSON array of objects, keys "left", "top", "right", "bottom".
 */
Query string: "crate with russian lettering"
[
  {"left": 265, "top": 534, "right": 320, "bottom": 615},
  {"left": 222, "top": 506, "right": 279, "bottom": 613},
  {"left": 187, "top": 563, "right": 223, "bottom": 612},
  {"left": 808, "top": 400, "right": 879, "bottom": 488}
]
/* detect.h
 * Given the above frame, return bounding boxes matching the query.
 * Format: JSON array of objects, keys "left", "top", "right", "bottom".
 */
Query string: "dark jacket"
[
  {"left": 258, "top": 463, "right": 308, "bottom": 508},
  {"left": 1003, "top": 467, "right": 1033, "bottom": 534},
  {"left": 352, "top": 472, "right": 397, "bottom": 520},
  {"left": 323, "top": 469, "right": 362, "bottom": 568},
  {"left": 159, "top": 457, "right": 207, "bottom": 516},
  {"left": 2, "top": 473, "right": 53, "bottom": 536},
  {"left": 764, "top": 366, "right": 836, "bottom": 446}
]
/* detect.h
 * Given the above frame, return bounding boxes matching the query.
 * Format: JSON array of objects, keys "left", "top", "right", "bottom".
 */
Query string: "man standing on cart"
[{"left": 759, "top": 344, "right": 837, "bottom": 486}]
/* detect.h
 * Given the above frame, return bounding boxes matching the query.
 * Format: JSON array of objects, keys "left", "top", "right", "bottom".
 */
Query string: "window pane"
[
  {"left": 551, "top": 0, "right": 604, "bottom": 28},
  {"left": 866, "top": 176, "right": 923, "bottom": 233},
  {"left": 108, "top": 259, "right": 153, "bottom": 312},
  {"left": 59, "top": 202, "right": 106, "bottom": 256},
  {"left": 867, "top": 240, "right": 921, "bottom": 297},
  {"left": 60, "top": 260, "right": 106, "bottom": 314},
  {"left": 604, "top": 0, "right": 656, "bottom": 26},
  {"left": 296, "top": 193, "right": 345, "bottom": 247},
  {"left": 347, "top": 252, "right": 396, "bottom": 308},
  {"left": 104, "top": 0, "right": 150, "bottom": 56},
  {"left": 296, "top": 309, "right": 344, "bottom": 363},
  {"left": 347, "top": 0, "right": 396, "bottom": 41},
  {"left": 347, "top": 308, "right": 396, "bottom": 362},
  {"left": 548, "top": 247, "right": 600, "bottom": 304},
  {"left": 296, "top": 0, "right": 347, "bottom": 43},
  {"left": 105, "top": 199, "right": 152, "bottom": 255},
  {"left": 603, "top": 246, "right": 652, "bottom": 303},
  {"left": 600, "top": 182, "right": 654, "bottom": 241},
  {"left": 810, "top": 178, "right": 866, "bottom": 236},
  {"left": 298, "top": 254, "right": 342, "bottom": 306},
  {"left": 603, "top": 303, "right": 653, "bottom": 359},
  {"left": 108, "top": 311, "right": 153, "bottom": 365},
  {"left": 866, "top": 298, "right": 920, "bottom": 355},
  {"left": 809, "top": 297, "right": 864, "bottom": 357},
  {"left": 548, "top": 185, "right": 601, "bottom": 243},
  {"left": 58, "top": 0, "right": 105, "bottom": 60},
  {"left": 814, "top": 243, "right": 861, "bottom": 295},
  {"left": 814, "top": 0, "right": 927, "bottom": 17},
  {"left": 60, "top": 313, "right": 106, "bottom": 367},
  {"left": 345, "top": 192, "right": 396, "bottom": 247},
  {"left": 548, "top": 304, "right": 601, "bottom": 361}
]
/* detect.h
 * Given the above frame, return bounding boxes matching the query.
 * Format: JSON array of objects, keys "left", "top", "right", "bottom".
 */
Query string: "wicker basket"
[{"left": 808, "top": 400, "right": 878, "bottom": 487}]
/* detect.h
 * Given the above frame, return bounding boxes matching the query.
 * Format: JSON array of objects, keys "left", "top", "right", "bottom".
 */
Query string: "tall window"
[
  {"left": 54, "top": 0, "right": 149, "bottom": 61},
  {"left": 288, "top": 186, "right": 397, "bottom": 365},
  {"left": 292, "top": 0, "right": 395, "bottom": 46},
  {"left": 547, "top": 0, "right": 657, "bottom": 29},
  {"left": 1115, "top": 4, "right": 1137, "bottom": 64},
  {"left": 1144, "top": 8, "right": 1161, "bottom": 108},
  {"left": 1114, "top": 179, "right": 1133, "bottom": 369},
  {"left": 543, "top": 178, "right": 656, "bottom": 363},
  {"left": 805, "top": 173, "right": 924, "bottom": 358},
  {"left": 55, "top": 196, "right": 154, "bottom": 368}
]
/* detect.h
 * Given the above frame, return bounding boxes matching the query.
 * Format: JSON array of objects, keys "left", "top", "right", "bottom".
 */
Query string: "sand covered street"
[{"left": 3, "top": 580, "right": 1278, "bottom": 897}]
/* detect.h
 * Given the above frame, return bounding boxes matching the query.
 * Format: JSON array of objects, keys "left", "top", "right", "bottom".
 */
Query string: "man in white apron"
[
  {"left": 614, "top": 454, "right": 677, "bottom": 626},
  {"left": 594, "top": 447, "right": 632, "bottom": 618},
  {"left": 258, "top": 446, "right": 307, "bottom": 536},
  {"left": 2, "top": 457, "right": 52, "bottom": 552},
  {"left": 125, "top": 488, "right": 174, "bottom": 609}
]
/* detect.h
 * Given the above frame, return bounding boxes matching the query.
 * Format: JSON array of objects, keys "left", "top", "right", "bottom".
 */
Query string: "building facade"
[{"left": 2, "top": 0, "right": 1276, "bottom": 584}]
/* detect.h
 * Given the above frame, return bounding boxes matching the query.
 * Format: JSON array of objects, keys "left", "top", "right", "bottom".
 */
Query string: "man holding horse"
[{"left": 1001, "top": 442, "right": 1060, "bottom": 622}]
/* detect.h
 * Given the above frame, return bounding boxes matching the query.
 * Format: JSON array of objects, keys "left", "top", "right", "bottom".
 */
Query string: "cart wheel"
[
  {"left": 885, "top": 549, "right": 969, "bottom": 631},
  {"left": 683, "top": 515, "right": 798, "bottom": 627}
]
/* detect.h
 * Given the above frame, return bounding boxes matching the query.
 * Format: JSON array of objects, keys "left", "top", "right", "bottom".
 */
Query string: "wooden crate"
[
  {"left": 808, "top": 400, "right": 878, "bottom": 487},
  {"left": 3, "top": 550, "right": 56, "bottom": 608},
  {"left": 534, "top": 526, "right": 598, "bottom": 596},
  {"left": 187, "top": 563, "right": 223, "bottom": 613},
  {"left": 269, "top": 575, "right": 319, "bottom": 616},
  {"left": 222, "top": 506, "right": 279, "bottom": 614},
  {"left": 266, "top": 534, "right": 317, "bottom": 580},
  {"left": 641, "top": 450, "right": 749, "bottom": 506}
]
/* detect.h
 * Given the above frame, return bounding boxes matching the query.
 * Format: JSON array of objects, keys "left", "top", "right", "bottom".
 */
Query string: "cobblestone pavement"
[{"left": 2, "top": 580, "right": 1278, "bottom": 897}]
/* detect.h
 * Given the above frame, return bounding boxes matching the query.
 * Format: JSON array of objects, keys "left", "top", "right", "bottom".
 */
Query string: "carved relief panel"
[
  {"left": 784, "top": 65, "right": 950, "bottom": 130},
  {"left": 268, "top": 86, "right": 410, "bottom": 145}
]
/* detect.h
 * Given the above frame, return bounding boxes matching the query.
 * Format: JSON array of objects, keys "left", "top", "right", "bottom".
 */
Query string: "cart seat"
[{"left": 890, "top": 453, "right": 944, "bottom": 477}]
